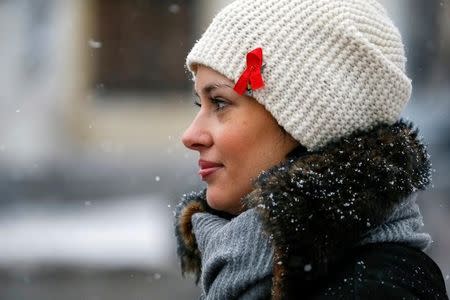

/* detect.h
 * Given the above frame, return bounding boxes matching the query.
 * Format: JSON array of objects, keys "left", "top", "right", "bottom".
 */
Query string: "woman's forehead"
[{"left": 194, "top": 66, "right": 233, "bottom": 94}]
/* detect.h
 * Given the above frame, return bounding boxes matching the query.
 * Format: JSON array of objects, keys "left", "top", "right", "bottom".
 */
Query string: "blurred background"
[{"left": 0, "top": 0, "right": 448, "bottom": 299}]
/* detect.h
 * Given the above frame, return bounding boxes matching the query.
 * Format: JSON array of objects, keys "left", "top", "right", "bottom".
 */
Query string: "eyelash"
[{"left": 194, "top": 97, "right": 229, "bottom": 111}]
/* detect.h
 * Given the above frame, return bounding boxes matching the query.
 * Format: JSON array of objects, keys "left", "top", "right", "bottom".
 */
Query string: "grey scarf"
[
  {"left": 191, "top": 193, "right": 431, "bottom": 299},
  {"left": 361, "top": 193, "right": 431, "bottom": 249}
]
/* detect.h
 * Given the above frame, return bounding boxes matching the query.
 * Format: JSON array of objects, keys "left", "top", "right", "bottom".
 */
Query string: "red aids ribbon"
[{"left": 233, "top": 48, "right": 265, "bottom": 95}]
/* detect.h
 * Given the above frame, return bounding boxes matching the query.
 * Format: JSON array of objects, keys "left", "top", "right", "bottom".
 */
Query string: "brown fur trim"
[
  {"left": 272, "top": 248, "right": 287, "bottom": 300},
  {"left": 242, "top": 120, "right": 431, "bottom": 298},
  {"left": 174, "top": 191, "right": 208, "bottom": 283},
  {"left": 179, "top": 202, "right": 205, "bottom": 249}
]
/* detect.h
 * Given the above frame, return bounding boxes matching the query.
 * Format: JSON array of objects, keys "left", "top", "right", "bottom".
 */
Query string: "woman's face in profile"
[{"left": 182, "top": 65, "right": 298, "bottom": 215}]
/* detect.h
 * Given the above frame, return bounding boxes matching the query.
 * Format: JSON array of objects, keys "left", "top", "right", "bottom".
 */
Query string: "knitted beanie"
[{"left": 186, "top": 0, "right": 412, "bottom": 150}]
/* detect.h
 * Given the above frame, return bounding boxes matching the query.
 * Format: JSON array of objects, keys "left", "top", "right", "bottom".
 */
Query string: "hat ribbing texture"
[{"left": 187, "top": 0, "right": 412, "bottom": 150}]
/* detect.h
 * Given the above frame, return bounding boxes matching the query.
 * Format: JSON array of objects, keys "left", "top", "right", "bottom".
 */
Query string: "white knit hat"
[{"left": 186, "top": 0, "right": 412, "bottom": 151}]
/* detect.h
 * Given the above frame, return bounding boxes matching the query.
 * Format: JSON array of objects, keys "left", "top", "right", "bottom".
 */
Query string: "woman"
[{"left": 174, "top": 0, "right": 448, "bottom": 299}]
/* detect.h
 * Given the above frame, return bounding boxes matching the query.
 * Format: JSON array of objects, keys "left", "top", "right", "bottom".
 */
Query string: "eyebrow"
[{"left": 193, "top": 83, "right": 233, "bottom": 97}]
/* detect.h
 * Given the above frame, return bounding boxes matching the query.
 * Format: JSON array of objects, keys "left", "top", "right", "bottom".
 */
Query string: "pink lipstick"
[{"left": 198, "top": 160, "right": 223, "bottom": 180}]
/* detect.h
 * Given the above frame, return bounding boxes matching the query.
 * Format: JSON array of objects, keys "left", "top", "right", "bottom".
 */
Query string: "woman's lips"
[{"left": 198, "top": 160, "right": 223, "bottom": 180}]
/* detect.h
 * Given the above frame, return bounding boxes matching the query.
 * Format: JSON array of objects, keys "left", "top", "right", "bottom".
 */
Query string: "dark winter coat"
[{"left": 175, "top": 121, "right": 448, "bottom": 299}]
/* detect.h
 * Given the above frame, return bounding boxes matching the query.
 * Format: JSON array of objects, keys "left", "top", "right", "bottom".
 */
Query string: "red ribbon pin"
[{"left": 233, "top": 48, "right": 265, "bottom": 95}]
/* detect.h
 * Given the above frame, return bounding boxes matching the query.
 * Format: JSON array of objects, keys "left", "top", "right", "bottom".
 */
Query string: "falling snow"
[
  {"left": 88, "top": 39, "right": 102, "bottom": 49},
  {"left": 168, "top": 4, "right": 180, "bottom": 14}
]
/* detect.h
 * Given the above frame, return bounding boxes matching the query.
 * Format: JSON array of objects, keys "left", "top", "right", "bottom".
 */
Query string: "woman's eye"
[
  {"left": 194, "top": 99, "right": 201, "bottom": 107},
  {"left": 211, "top": 97, "right": 229, "bottom": 111}
]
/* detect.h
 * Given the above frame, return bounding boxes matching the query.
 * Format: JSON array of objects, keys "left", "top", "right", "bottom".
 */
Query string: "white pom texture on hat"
[{"left": 186, "top": 0, "right": 412, "bottom": 151}]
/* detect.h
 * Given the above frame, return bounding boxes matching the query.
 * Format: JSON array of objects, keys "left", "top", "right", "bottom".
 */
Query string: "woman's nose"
[{"left": 181, "top": 114, "right": 213, "bottom": 151}]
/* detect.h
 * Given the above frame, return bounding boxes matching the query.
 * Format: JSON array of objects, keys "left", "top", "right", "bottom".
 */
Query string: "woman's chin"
[
  {"left": 206, "top": 190, "right": 225, "bottom": 211},
  {"left": 206, "top": 190, "right": 240, "bottom": 215}
]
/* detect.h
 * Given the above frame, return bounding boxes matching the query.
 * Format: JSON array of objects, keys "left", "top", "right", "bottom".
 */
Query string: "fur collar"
[{"left": 174, "top": 120, "right": 431, "bottom": 299}]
